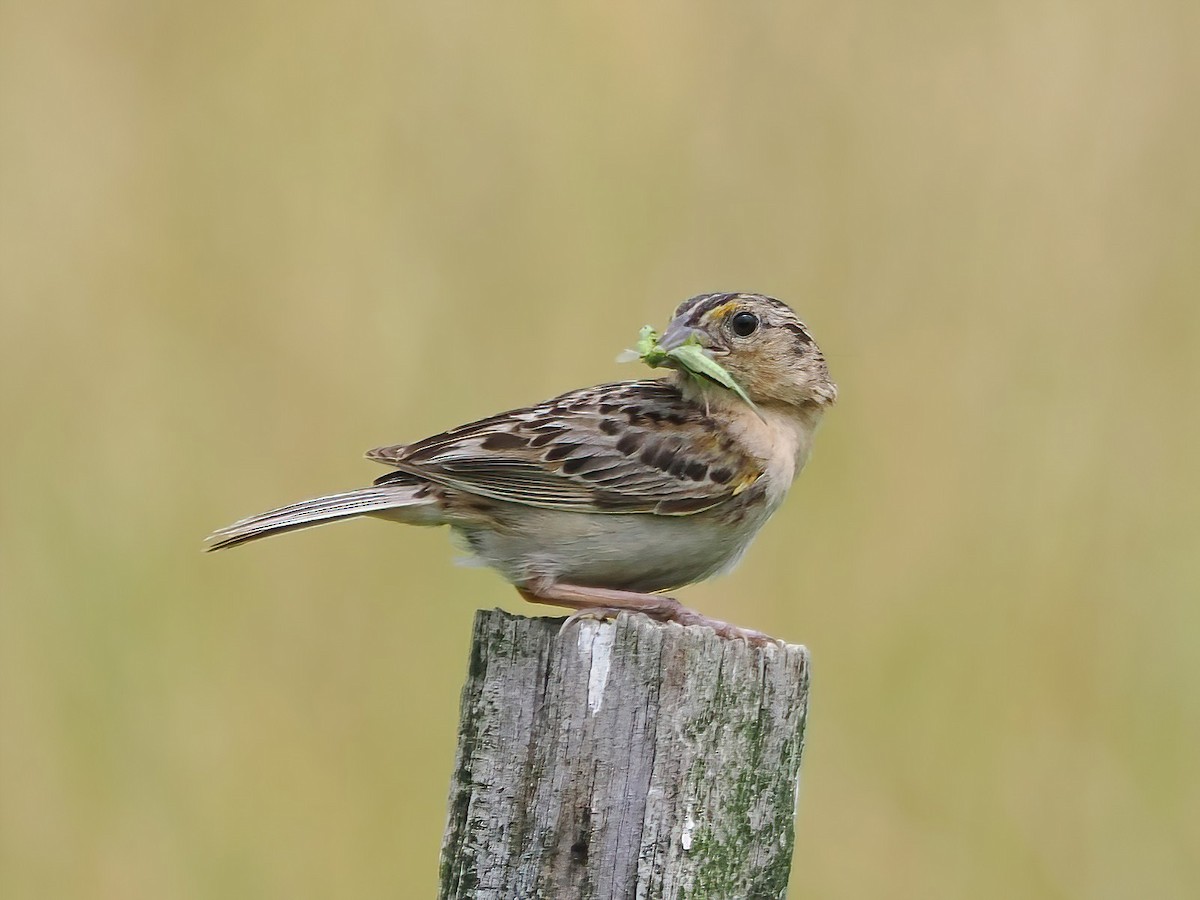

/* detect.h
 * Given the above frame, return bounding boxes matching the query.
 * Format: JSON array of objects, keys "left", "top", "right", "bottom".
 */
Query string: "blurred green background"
[{"left": 2, "top": 1, "right": 1197, "bottom": 897}]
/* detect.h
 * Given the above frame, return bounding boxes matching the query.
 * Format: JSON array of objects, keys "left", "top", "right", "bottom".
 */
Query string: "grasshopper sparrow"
[{"left": 207, "top": 292, "right": 836, "bottom": 640}]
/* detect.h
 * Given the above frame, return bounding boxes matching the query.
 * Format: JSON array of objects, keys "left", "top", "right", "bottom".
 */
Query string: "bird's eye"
[{"left": 731, "top": 311, "right": 759, "bottom": 337}]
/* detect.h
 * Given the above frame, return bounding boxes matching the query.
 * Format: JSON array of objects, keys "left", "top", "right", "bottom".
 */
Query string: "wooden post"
[{"left": 438, "top": 609, "right": 811, "bottom": 900}]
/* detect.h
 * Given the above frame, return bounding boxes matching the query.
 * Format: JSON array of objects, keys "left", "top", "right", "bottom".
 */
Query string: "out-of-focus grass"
[{"left": 1, "top": 2, "right": 1197, "bottom": 897}]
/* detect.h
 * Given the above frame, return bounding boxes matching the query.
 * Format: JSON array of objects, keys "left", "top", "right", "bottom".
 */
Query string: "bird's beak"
[{"left": 657, "top": 321, "right": 710, "bottom": 352}]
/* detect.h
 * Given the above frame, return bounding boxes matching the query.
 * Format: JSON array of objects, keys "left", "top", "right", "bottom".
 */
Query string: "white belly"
[{"left": 454, "top": 504, "right": 772, "bottom": 593}]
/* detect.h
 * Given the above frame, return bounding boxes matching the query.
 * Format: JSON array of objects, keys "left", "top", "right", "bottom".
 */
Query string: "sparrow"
[{"left": 206, "top": 292, "right": 836, "bottom": 641}]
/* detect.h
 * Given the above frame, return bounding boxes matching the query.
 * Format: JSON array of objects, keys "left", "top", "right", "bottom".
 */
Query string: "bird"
[{"left": 206, "top": 292, "right": 837, "bottom": 641}]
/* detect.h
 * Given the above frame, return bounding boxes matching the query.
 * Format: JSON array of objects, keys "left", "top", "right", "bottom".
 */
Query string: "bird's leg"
[{"left": 517, "top": 580, "right": 776, "bottom": 644}]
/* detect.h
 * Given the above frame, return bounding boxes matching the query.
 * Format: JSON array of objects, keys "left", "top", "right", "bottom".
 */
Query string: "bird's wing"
[{"left": 366, "top": 380, "right": 762, "bottom": 515}]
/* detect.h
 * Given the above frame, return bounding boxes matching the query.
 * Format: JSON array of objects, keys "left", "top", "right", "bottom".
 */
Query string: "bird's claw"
[{"left": 561, "top": 605, "right": 779, "bottom": 646}]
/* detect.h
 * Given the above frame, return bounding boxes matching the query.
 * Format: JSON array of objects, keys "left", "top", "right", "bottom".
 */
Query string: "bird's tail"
[{"left": 205, "top": 485, "right": 434, "bottom": 552}]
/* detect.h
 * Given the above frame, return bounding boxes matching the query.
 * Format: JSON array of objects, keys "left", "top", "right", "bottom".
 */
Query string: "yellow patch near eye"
[{"left": 700, "top": 301, "right": 739, "bottom": 322}]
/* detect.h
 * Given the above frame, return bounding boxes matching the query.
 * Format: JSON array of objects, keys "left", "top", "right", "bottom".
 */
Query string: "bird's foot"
[{"left": 519, "top": 581, "right": 778, "bottom": 645}]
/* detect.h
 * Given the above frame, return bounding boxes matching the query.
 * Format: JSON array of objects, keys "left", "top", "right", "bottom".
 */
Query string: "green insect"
[{"left": 620, "top": 325, "right": 760, "bottom": 414}]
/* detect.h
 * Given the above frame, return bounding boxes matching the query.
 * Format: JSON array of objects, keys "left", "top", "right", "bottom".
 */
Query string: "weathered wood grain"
[{"left": 439, "top": 609, "right": 810, "bottom": 900}]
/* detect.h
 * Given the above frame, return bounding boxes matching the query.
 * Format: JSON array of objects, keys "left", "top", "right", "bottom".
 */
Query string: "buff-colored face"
[{"left": 659, "top": 292, "right": 837, "bottom": 409}]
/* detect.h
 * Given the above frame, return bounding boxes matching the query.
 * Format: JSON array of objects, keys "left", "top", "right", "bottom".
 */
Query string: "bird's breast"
[{"left": 715, "top": 402, "right": 819, "bottom": 511}]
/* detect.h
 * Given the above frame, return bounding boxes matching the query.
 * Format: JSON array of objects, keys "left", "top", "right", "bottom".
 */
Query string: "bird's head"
[{"left": 659, "top": 292, "right": 837, "bottom": 409}]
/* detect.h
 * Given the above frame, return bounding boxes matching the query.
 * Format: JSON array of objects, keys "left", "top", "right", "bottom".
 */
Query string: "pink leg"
[{"left": 517, "top": 580, "right": 775, "bottom": 644}]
